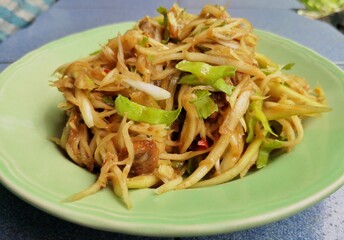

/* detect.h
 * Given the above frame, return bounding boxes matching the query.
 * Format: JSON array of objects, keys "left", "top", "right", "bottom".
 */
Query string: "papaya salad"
[{"left": 52, "top": 4, "right": 331, "bottom": 208}]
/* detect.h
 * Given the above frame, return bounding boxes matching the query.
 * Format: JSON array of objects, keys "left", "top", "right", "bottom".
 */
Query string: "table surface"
[{"left": 0, "top": 0, "right": 343, "bottom": 239}]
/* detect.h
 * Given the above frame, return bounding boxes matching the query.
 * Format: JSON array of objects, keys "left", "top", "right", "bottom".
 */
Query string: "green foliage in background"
[{"left": 299, "top": 0, "right": 344, "bottom": 16}]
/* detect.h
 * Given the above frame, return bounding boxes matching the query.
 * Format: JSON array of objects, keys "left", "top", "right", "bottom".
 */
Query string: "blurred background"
[{"left": 0, "top": 0, "right": 342, "bottom": 43}]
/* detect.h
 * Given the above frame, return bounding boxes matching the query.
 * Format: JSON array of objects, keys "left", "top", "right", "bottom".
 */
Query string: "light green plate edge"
[{"left": 0, "top": 22, "right": 343, "bottom": 237}]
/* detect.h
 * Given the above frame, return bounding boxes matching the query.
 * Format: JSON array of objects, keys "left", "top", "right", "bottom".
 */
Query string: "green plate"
[{"left": 0, "top": 22, "right": 343, "bottom": 237}]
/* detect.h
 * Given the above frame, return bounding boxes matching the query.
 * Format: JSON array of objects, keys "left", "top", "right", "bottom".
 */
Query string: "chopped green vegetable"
[
  {"left": 147, "top": 55, "right": 154, "bottom": 62},
  {"left": 138, "top": 36, "right": 149, "bottom": 47},
  {"left": 190, "top": 90, "right": 218, "bottom": 119},
  {"left": 245, "top": 114, "right": 256, "bottom": 144},
  {"left": 256, "top": 139, "right": 284, "bottom": 169},
  {"left": 268, "top": 82, "right": 325, "bottom": 107},
  {"left": 261, "top": 63, "right": 295, "bottom": 75},
  {"left": 255, "top": 53, "right": 277, "bottom": 69},
  {"left": 178, "top": 74, "right": 199, "bottom": 85},
  {"left": 255, "top": 53, "right": 294, "bottom": 75},
  {"left": 251, "top": 99, "right": 276, "bottom": 135},
  {"left": 115, "top": 95, "right": 181, "bottom": 126},
  {"left": 156, "top": 6, "right": 168, "bottom": 18},
  {"left": 103, "top": 96, "right": 114, "bottom": 106},
  {"left": 156, "top": 6, "right": 170, "bottom": 43},
  {"left": 176, "top": 60, "right": 236, "bottom": 82},
  {"left": 176, "top": 60, "right": 235, "bottom": 96},
  {"left": 246, "top": 97, "right": 276, "bottom": 143},
  {"left": 211, "top": 78, "right": 234, "bottom": 96},
  {"left": 281, "top": 63, "right": 295, "bottom": 71},
  {"left": 263, "top": 102, "right": 332, "bottom": 120},
  {"left": 190, "top": 89, "right": 210, "bottom": 100},
  {"left": 178, "top": 74, "right": 234, "bottom": 96}
]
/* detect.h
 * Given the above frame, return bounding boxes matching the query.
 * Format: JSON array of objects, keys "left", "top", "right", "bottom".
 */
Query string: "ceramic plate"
[{"left": 0, "top": 22, "right": 343, "bottom": 237}]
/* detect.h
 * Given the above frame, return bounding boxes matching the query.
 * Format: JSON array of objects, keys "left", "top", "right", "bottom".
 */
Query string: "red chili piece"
[{"left": 197, "top": 139, "right": 209, "bottom": 150}]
